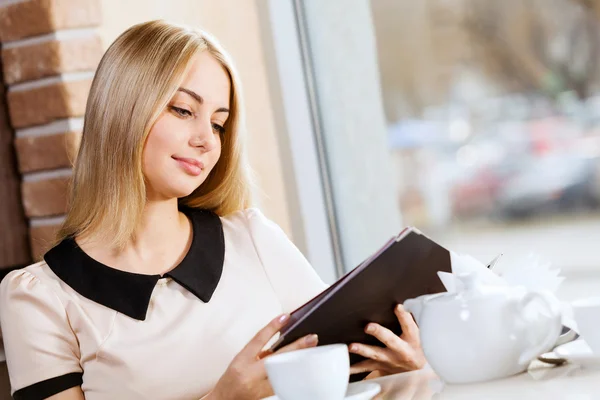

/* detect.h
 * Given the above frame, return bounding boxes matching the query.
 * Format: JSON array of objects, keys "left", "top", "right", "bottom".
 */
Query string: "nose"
[{"left": 189, "top": 116, "right": 219, "bottom": 151}]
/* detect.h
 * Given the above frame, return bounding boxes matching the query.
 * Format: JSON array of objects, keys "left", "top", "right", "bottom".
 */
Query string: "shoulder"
[
  {"left": 219, "top": 207, "right": 289, "bottom": 242},
  {"left": 0, "top": 261, "right": 67, "bottom": 310},
  {"left": 183, "top": 207, "right": 291, "bottom": 252},
  {"left": 220, "top": 207, "right": 280, "bottom": 231},
  {"left": 220, "top": 207, "right": 265, "bottom": 222},
  {"left": 1, "top": 261, "right": 60, "bottom": 292},
  {"left": 0, "top": 265, "right": 83, "bottom": 396}
]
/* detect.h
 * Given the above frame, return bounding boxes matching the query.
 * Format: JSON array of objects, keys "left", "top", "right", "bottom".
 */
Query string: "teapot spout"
[{"left": 403, "top": 298, "right": 423, "bottom": 324}]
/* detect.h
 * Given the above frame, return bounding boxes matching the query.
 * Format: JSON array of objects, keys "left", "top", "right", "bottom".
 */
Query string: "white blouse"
[{"left": 0, "top": 208, "right": 327, "bottom": 399}]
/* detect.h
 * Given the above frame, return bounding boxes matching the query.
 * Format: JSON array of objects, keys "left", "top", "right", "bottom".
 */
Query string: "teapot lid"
[{"left": 458, "top": 273, "right": 479, "bottom": 292}]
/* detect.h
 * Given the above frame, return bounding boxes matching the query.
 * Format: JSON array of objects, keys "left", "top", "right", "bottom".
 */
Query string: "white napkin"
[
  {"left": 438, "top": 252, "right": 507, "bottom": 293},
  {"left": 439, "top": 251, "right": 573, "bottom": 329},
  {"left": 440, "top": 251, "right": 564, "bottom": 294},
  {"left": 499, "top": 253, "right": 565, "bottom": 294}
]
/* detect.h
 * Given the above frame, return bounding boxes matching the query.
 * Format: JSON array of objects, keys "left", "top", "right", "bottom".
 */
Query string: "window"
[{"left": 282, "top": 0, "right": 600, "bottom": 299}]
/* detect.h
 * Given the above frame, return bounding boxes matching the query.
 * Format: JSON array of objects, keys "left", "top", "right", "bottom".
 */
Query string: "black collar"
[{"left": 44, "top": 208, "right": 225, "bottom": 321}]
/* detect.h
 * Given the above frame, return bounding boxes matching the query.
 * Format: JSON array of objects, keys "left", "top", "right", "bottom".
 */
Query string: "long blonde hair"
[{"left": 57, "top": 20, "right": 253, "bottom": 249}]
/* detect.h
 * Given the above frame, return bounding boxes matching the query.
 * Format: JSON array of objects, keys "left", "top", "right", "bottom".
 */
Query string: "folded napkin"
[
  {"left": 439, "top": 252, "right": 505, "bottom": 293},
  {"left": 441, "top": 251, "right": 564, "bottom": 294},
  {"left": 440, "top": 251, "right": 575, "bottom": 330}
]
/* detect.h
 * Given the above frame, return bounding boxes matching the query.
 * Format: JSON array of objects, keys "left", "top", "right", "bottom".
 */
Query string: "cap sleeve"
[
  {"left": 244, "top": 208, "right": 328, "bottom": 313},
  {"left": 0, "top": 269, "right": 83, "bottom": 399}
]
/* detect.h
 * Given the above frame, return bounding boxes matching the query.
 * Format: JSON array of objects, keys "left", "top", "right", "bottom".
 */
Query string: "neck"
[
  {"left": 78, "top": 198, "right": 192, "bottom": 275},
  {"left": 133, "top": 198, "right": 187, "bottom": 249}
]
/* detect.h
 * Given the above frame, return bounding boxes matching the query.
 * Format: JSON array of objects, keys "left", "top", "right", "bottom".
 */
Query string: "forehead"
[{"left": 179, "top": 51, "right": 231, "bottom": 107}]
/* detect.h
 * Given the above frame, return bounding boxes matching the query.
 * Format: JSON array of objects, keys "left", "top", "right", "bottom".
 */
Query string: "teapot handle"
[{"left": 517, "top": 291, "right": 562, "bottom": 366}]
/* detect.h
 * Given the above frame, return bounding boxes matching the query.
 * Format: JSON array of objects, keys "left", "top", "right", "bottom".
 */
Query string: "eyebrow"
[{"left": 177, "top": 87, "right": 230, "bottom": 114}]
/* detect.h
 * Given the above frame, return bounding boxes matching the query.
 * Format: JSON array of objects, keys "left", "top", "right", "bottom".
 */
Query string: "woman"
[{"left": 0, "top": 21, "right": 425, "bottom": 400}]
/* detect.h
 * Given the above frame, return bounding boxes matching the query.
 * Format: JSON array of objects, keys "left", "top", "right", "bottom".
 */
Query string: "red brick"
[
  {"left": 21, "top": 175, "right": 70, "bottom": 217},
  {"left": 30, "top": 222, "right": 61, "bottom": 260},
  {"left": 0, "top": 0, "right": 102, "bottom": 42},
  {"left": 2, "top": 35, "right": 102, "bottom": 85},
  {"left": 15, "top": 131, "right": 81, "bottom": 173},
  {"left": 7, "top": 79, "right": 91, "bottom": 128}
]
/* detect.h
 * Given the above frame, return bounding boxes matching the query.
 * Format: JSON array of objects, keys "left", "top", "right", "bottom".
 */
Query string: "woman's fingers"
[
  {"left": 395, "top": 304, "right": 419, "bottom": 342},
  {"left": 349, "top": 342, "right": 391, "bottom": 364},
  {"left": 348, "top": 306, "right": 426, "bottom": 377},
  {"left": 258, "top": 334, "right": 318, "bottom": 360},
  {"left": 349, "top": 359, "right": 381, "bottom": 375},
  {"left": 242, "top": 314, "right": 290, "bottom": 357},
  {"left": 275, "top": 334, "right": 319, "bottom": 355},
  {"left": 364, "top": 322, "right": 410, "bottom": 353}
]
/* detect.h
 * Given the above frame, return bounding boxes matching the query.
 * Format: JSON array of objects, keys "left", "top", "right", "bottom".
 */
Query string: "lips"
[{"left": 172, "top": 156, "right": 204, "bottom": 176}]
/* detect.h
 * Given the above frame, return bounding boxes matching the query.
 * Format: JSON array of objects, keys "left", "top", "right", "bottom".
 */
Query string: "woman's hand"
[
  {"left": 207, "top": 314, "right": 318, "bottom": 400},
  {"left": 349, "top": 304, "right": 426, "bottom": 377}
]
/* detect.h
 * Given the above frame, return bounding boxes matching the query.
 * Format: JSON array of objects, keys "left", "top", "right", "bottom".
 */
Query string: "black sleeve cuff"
[{"left": 13, "top": 372, "right": 83, "bottom": 400}]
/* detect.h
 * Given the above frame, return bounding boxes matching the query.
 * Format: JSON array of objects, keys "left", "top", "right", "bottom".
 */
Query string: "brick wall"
[
  {"left": 0, "top": 65, "right": 29, "bottom": 272},
  {"left": 0, "top": 0, "right": 102, "bottom": 260}
]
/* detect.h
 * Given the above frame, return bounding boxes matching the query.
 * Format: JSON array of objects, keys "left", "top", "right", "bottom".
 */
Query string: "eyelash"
[
  {"left": 169, "top": 106, "right": 225, "bottom": 135},
  {"left": 170, "top": 106, "right": 192, "bottom": 118},
  {"left": 212, "top": 123, "right": 226, "bottom": 135}
]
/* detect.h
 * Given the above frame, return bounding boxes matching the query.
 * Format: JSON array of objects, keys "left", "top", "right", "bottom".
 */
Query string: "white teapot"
[{"left": 404, "top": 273, "right": 562, "bottom": 384}]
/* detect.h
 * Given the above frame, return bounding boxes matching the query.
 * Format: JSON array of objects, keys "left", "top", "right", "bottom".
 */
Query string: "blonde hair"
[{"left": 57, "top": 20, "right": 253, "bottom": 248}]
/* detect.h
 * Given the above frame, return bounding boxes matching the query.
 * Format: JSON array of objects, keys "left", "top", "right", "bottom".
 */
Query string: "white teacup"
[
  {"left": 572, "top": 297, "right": 600, "bottom": 354},
  {"left": 264, "top": 344, "right": 349, "bottom": 400}
]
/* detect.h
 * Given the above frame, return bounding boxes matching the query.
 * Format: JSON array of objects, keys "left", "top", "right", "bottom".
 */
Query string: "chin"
[
  {"left": 147, "top": 172, "right": 207, "bottom": 200},
  {"left": 170, "top": 184, "right": 202, "bottom": 199},
  {"left": 155, "top": 180, "right": 203, "bottom": 200}
]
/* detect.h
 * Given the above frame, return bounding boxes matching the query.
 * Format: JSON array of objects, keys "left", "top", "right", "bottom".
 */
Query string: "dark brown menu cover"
[{"left": 271, "top": 227, "right": 451, "bottom": 371}]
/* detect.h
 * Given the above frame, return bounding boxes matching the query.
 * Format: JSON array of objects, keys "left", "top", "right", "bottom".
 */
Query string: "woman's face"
[{"left": 143, "top": 52, "right": 231, "bottom": 201}]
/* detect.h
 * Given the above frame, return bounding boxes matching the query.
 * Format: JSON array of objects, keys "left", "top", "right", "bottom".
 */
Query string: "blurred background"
[
  {"left": 290, "top": 0, "right": 600, "bottom": 301},
  {"left": 366, "top": 0, "right": 600, "bottom": 300},
  {"left": 0, "top": 0, "right": 599, "bottom": 303}
]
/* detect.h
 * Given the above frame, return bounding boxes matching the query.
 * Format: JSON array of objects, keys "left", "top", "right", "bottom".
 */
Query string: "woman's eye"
[
  {"left": 212, "top": 123, "right": 225, "bottom": 135},
  {"left": 170, "top": 106, "right": 192, "bottom": 118}
]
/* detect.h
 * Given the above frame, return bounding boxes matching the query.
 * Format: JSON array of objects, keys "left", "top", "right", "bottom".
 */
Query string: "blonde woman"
[{"left": 0, "top": 21, "right": 426, "bottom": 400}]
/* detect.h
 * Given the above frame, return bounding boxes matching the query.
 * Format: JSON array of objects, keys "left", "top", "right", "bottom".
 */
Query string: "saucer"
[
  {"left": 555, "top": 339, "right": 600, "bottom": 368},
  {"left": 264, "top": 381, "right": 381, "bottom": 400}
]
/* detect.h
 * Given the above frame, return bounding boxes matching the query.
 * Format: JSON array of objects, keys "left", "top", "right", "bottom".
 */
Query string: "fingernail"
[
  {"left": 397, "top": 304, "right": 404, "bottom": 311},
  {"left": 278, "top": 314, "right": 290, "bottom": 323},
  {"left": 349, "top": 344, "right": 357, "bottom": 352},
  {"left": 365, "top": 324, "right": 374, "bottom": 333},
  {"left": 305, "top": 334, "right": 318, "bottom": 345}
]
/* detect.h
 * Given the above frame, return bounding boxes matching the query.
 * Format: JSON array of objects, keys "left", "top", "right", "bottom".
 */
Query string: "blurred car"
[
  {"left": 495, "top": 154, "right": 599, "bottom": 219},
  {"left": 450, "top": 167, "right": 506, "bottom": 218}
]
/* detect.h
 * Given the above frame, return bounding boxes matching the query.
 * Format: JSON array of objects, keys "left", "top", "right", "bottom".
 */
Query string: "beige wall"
[{"left": 97, "top": 0, "right": 293, "bottom": 235}]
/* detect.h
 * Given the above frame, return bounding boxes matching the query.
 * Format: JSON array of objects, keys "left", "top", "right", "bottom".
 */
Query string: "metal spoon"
[{"left": 537, "top": 327, "right": 580, "bottom": 365}]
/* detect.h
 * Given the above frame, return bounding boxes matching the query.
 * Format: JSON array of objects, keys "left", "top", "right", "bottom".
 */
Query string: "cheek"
[
  {"left": 144, "top": 117, "right": 182, "bottom": 159},
  {"left": 142, "top": 119, "right": 178, "bottom": 175},
  {"left": 146, "top": 119, "right": 176, "bottom": 153}
]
